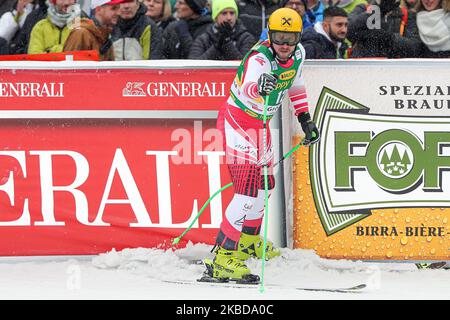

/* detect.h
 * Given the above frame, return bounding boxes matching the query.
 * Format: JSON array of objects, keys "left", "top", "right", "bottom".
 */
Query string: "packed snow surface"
[{"left": 0, "top": 243, "right": 448, "bottom": 300}]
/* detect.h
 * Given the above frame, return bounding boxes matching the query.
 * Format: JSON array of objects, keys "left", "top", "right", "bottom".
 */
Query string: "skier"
[{"left": 205, "top": 7, "right": 320, "bottom": 282}]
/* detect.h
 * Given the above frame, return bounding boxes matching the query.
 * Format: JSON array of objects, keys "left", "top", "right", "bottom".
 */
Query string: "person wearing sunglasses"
[{"left": 207, "top": 7, "right": 320, "bottom": 282}]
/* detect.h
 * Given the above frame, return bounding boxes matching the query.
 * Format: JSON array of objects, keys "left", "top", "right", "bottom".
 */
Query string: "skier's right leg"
[
  {"left": 212, "top": 166, "right": 260, "bottom": 280},
  {"left": 208, "top": 105, "right": 262, "bottom": 280}
]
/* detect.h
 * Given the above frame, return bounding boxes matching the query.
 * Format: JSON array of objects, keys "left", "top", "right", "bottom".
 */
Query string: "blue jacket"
[{"left": 308, "top": 1, "right": 324, "bottom": 23}]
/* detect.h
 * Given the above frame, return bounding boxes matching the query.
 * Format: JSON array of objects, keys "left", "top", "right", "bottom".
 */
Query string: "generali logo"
[
  {"left": 122, "top": 81, "right": 226, "bottom": 97},
  {"left": 0, "top": 148, "right": 224, "bottom": 228},
  {"left": 0, "top": 82, "right": 64, "bottom": 97},
  {"left": 310, "top": 87, "right": 450, "bottom": 235}
]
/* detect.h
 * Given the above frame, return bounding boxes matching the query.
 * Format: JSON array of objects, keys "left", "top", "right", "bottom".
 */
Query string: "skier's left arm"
[{"left": 288, "top": 54, "right": 320, "bottom": 146}]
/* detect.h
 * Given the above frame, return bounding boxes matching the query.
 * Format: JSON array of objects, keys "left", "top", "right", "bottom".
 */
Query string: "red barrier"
[
  {"left": 0, "top": 65, "right": 237, "bottom": 256},
  {"left": 0, "top": 68, "right": 230, "bottom": 110},
  {"left": 0, "top": 50, "right": 99, "bottom": 62}
]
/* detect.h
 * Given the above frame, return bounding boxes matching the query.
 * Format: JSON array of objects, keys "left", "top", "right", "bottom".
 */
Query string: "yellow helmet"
[{"left": 268, "top": 8, "right": 303, "bottom": 33}]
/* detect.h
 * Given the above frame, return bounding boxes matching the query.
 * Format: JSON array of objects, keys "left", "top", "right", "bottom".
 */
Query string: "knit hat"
[
  {"left": 185, "top": 0, "right": 207, "bottom": 14},
  {"left": 212, "top": 0, "right": 238, "bottom": 20}
]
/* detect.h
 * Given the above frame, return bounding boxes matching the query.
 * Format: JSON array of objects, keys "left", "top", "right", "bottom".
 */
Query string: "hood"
[
  {"left": 314, "top": 22, "right": 332, "bottom": 42},
  {"left": 314, "top": 21, "right": 343, "bottom": 48}
]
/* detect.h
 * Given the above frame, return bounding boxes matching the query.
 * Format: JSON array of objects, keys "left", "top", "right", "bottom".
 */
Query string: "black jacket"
[
  {"left": 161, "top": 14, "right": 213, "bottom": 59},
  {"left": 111, "top": 3, "right": 163, "bottom": 60},
  {"left": 301, "top": 25, "right": 349, "bottom": 59},
  {"left": 236, "top": 0, "right": 279, "bottom": 40},
  {"left": 0, "top": 0, "right": 17, "bottom": 17},
  {"left": 0, "top": 39, "right": 8, "bottom": 55},
  {"left": 419, "top": 44, "right": 450, "bottom": 58},
  {"left": 347, "top": 3, "right": 422, "bottom": 58},
  {"left": 189, "top": 20, "right": 256, "bottom": 60},
  {"left": 156, "top": 15, "right": 176, "bottom": 32}
]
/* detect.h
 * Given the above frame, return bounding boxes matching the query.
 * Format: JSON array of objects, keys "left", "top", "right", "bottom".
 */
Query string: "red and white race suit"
[{"left": 216, "top": 41, "right": 310, "bottom": 250}]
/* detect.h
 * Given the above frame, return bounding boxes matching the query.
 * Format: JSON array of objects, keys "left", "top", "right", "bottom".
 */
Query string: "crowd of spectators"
[{"left": 0, "top": 0, "right": 449, "bottom": 60}]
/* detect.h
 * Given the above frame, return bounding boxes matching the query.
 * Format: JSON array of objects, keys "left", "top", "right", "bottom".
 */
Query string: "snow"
[{"left": 0, "top": 243, "right": 449, "bottom": 300}]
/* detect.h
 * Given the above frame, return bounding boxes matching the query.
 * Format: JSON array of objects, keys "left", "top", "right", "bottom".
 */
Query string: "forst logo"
[
  {"left": 377, "top": 142, "right": 413, "bottom": 178},
  {"left": 309, "top": 87, "right": 450, "bottom": 236},
  {"left": 334, "top": 129, "right": 449, "bottom": 193}
]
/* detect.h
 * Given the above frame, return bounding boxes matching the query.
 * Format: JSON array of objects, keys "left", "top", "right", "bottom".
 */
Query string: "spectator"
[
  {"left": 301, "top": 6, "right": 349, "bottom": 58},
  {"left": 327, "top": 0, "right": 368, "bottom": 14},
  {"left": 306, "top": 0, "right": 324, "bottom": 22},
  {"left": 189, "top": 0, "right": 255, "bottom": 60},
  {"left": 347, "top": 0, "right": 422, "bottom": 57},
  {"left": 416, "top": 0, "right": 450, "bottom": 57},
  {"left": 111, "top": 0, "right": 163, "bottom": 60},
  {"left": 0, "top": 0, "right": 38, "bottom": 54},
  {"left": 28, "top": 0, "right": 81, "bottom": 54},
  {"left": 161, "top": 0, "right": 212, "bottom": 59},
  {"left": 141, "top": 0, "right": 175, "bottom": 30},
  {"left": 63, "top": 0, "right": 128, "bottom": 60},
  {"left": 9, "top": 0, "right": 49, "bottom": 54},
  {"left": 236, "top": 0, "right": 279, "bottom": 40},
  {"left": 260, "top": 0, "right": 314, "bottom": 41}
]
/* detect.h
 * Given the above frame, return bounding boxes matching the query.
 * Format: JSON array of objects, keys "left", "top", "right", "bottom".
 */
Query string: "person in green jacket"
[{"left": 28, "top": 0, "right": 80, "bottom": 54}]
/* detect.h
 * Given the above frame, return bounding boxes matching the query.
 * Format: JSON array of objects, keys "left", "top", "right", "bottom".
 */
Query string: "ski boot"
[
  {"left": 198, "top": 247, "right": 260, "bottom": 284},
  {"left": 235, "top": 233, "right": 281, "bottom": 261}
]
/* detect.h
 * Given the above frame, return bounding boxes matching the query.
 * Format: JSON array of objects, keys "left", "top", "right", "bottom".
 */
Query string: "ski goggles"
[{"left": 269, "top": 31, "right": 301, "bottom": 46}]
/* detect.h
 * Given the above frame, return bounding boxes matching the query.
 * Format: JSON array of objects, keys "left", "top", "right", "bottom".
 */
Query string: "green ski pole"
[
  {"left": 259, "top": 94, "right": 270, "bottom": 293},
  {"left": 172, "top": 182, "right": 233, "bottom": 246},
  {"left": 274, "top": 138, "right": 308, "bottom": 167}
]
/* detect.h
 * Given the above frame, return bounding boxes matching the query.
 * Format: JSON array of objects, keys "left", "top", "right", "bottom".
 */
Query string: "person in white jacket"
[{"left": 0, "top": 0, "right": 39, "bottom": 54}]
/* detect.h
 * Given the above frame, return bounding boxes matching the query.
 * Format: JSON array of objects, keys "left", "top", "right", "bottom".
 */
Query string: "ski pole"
[
  {"left": 273, "top": 138, "right": 308, "bottom": 167},
  {"left": 172, "top": 182, "right": 233, "bottom": 246},
  {"left": 259, "top": 94, "right": 270, "bottom": 293}
]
